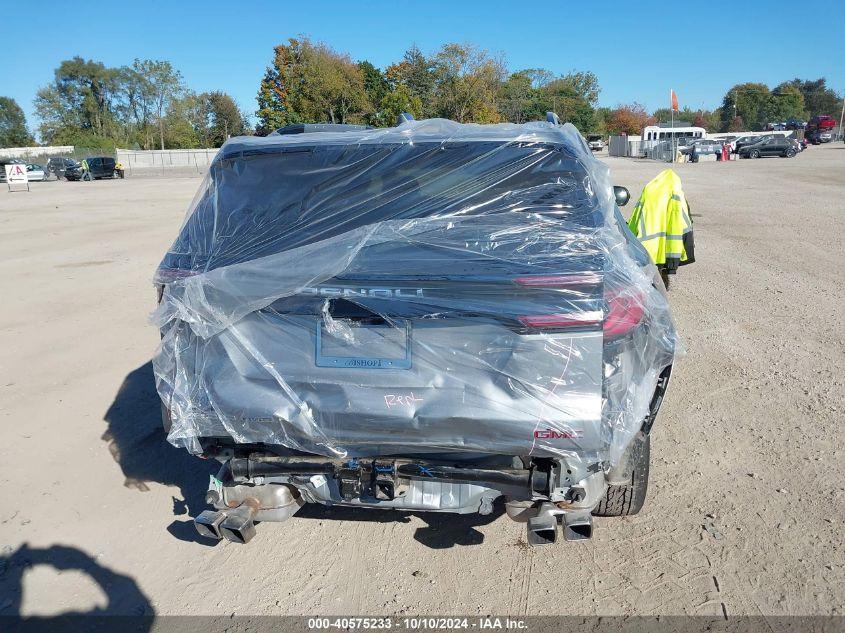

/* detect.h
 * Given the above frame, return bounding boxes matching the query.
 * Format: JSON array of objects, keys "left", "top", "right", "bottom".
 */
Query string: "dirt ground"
[{"left": 1, "top": 144, "right": 843, "bottom": 619}]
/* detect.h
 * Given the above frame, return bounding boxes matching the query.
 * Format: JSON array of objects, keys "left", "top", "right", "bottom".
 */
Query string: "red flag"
[{"left": 670, "top": 89, "right": 679, "bottom": 111}]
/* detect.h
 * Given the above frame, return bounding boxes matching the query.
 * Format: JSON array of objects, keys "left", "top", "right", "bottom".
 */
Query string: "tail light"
[
  {"left": 515, "top": 274, "right": 644, "bottom": 337},
  {"left": 602, "top": 288, "right": 645, "bottom": 337}
]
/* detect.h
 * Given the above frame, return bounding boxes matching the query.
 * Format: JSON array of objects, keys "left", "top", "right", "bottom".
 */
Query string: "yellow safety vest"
[{"left": 627, "top": 169, "right": 692, "bottom": 267}]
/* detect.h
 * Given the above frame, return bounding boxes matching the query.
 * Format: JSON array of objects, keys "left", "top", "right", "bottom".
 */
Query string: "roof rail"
[
  {"left": 396, "top": 112, "right": 415, "bottom": 125},
  {"left": 272, "top": 123, "right": 372, "bottom": 136},
  {"left": 546, "top": 112, "right": 560, "bottom": 125}
]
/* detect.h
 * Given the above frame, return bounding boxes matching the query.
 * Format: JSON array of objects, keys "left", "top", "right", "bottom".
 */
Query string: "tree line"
[
  {"left": 1, "top": 56, "right": 249, "bottom": 150},
  {"left": 255, "top": 38, "right": 602, "bottom": 134},
  {"left": 0, "top": 39, "right": 841, "bottom": 149},
  {"left": 253, "top": 38, "right": 841, "bottom": 137}
]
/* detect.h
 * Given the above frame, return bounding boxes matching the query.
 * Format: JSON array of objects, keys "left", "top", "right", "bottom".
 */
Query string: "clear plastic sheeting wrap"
[{"left": 152, "top": 119, "right": 680, "bottom": 469}]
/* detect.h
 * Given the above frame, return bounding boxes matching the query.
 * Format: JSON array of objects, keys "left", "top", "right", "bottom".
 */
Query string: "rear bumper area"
[
  {"left": 196, "top": 452, "right": 607, "bottom": 545},
  {"left": 158, "top": 313, "right": 606, "bottom": 458}
]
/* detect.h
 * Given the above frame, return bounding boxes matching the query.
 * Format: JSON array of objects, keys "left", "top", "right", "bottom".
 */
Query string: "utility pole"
[
  {"left": 670, "top": 88, "right": 679, "bottom": 163},
  {"left": 839, "top": 91, "right": 845, "bottom": 140}
]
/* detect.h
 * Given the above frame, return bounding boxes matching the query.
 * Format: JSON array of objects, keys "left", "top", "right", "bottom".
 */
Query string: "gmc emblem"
[{"left": 533, "top": 428, "right": 583, "bottom": 440}]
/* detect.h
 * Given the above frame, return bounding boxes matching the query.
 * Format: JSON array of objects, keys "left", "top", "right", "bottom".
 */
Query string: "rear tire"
[{"left": 594, "top": 433, "right": 650, "bottom": 517}]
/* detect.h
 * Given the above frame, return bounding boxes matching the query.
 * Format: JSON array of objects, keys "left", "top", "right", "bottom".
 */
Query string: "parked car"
[
  {"left": 681, "top": 139, "right": 723, "bottom": 161},
  {"left": 674, "top": 137, "right": 697, "bottom": 150},
  {"left": 586, "top": 134, "right": 605, "bottom": 151},
  {"left": 25, "top": 164, "right": 48, "bottom": 182},
  {"left": 738, "top": 136, "right": 797, "bottom": 158},
  {"left": 806, "top": 129, "right": 833, "bottom": 144},
  {"left": 47, "top": 157, "right": 79, "bottom": 180},
  {"left": 701, "top": 136, "right": 738, "bottom": 152},
  {"left": 733, "top": 135, "right": 772, "bottom": 153},
  {"left": 806, "top": 115, "right": 836, "bottom": 144},
  {"left": 64, "top": 156, "right": 117, "bottom": 181},
  {"left": 154, "top": 117, "right": 679, "bottom": 546},
  {"left": 807, "top": 115, "right": 836, "bottom": 131}
]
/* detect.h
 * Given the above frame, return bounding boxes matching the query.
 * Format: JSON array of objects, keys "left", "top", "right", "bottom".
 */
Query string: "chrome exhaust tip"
[
  {"left": 563, "top": 513, "right": 593, "bottom": 541},
  {"left": 526, "top": 514, "right": 557, "bottom": 546},
  {"left": 219, "top": 502, "right": 258, "bottom": 544},
  {"left": 194, "top": 510, "right": 225, "bottom": 540}
]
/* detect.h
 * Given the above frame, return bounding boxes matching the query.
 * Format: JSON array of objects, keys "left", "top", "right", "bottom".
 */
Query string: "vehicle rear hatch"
[{"left": 157, "top": 137, "right": 631, "bottom": 458}]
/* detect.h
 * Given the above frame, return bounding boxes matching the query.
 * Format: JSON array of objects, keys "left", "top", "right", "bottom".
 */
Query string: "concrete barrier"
[
  {"left": 0, "top": 145, "right": 75, "bottom": 159},
  {"left": 116, "top": 148, "right": 219, "bottom": 173}
]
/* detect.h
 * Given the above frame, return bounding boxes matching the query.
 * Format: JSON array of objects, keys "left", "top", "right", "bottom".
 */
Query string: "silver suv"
[{"left": 153, "top": 117, "right": 678, "bottom": 546}]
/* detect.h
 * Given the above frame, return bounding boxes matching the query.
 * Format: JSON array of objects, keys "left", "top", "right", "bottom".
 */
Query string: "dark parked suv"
[
  {"left": 153, "top": 116, "right": 679, "bottom": 547},
  {"left": 47, "top": 157, "right": 79, "bottom": 180},
  {"left": 733, "top": 135, "right": 772, "bottom": 153},
  {"left": 64, "top": 156, "right": 117, "bottom": 180},
  {"left": 738, "top": 136, "right": 798, "bottom": 158}
]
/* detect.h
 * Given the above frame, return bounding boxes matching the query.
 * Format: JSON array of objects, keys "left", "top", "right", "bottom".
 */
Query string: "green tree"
[
  {"left": 377, "top": 85, "right": 423, "bottom": 126},
  {"left": 208, "top": 91, "right": 248, "bottom": 143},
  {"left": 653, "top": 106, "right": 720, "bottom": 132},
  {"left": 118, "top": 65, "right": 156, "bottom": 149},
  {"left": 653, "top": 107, "right": 695, "bottom": 124},
  {"left": 385, "top": 46, "right": 437, "bottom": 117},
  {"left": 520, "top": 68, "right": 554, "bottom": 89},
  {"left": 359, "top": 61, "right": 389, "bottom": 108},
  {"left": 163, "top": 94, "right": 201, "bottom": 148},
  {"left": 0, "top": 97, "right": 33, "bottom": 147},
  {"left": 540, "top": 78, "right": 596, "bottom": 132},
  {"left": 34, "top": 57, "right": 123, "bottom": 144},
  {"left": 553, "top": 70, "right": 600, "bottom": 105},
  {"left": 721, "top": 83, "right": 770, "bottom": 131},
  {"left": 170, "top": 91, "right": 248, "bottom": 147},
  {"left": 778, "top": 78, "right": 841, "bottom": 118},
  {"left": 593, "top": 107, "right": 612, "bottom": 136},
  {"left": 256, "top": 41, "right": 302, "bottom": 134},
  {"left": 431, "top": 43, "right": 505, "bottom": 123},
  {"left": 727, "top": 116, "right": 744, "bottom": 132},
  {"left": 255, "top": 37, "right": 371, "bottom": 134},
  {"left": 133, "top": 59, "right": 184, "bottom": 149},
  {"left": 498, "top": 72, "right": 535, "bottom": 123},
  {"left": 764, "top": 84, "right": 806, "bottom": 123},
  {"left": 34, "top": 56, "right": 241, "bottom": 148},
  {"left": 498, "top": 69, "right": 600, "bottom": 129}
]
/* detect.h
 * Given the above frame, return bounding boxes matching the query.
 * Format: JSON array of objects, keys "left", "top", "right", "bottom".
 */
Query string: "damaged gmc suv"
[{"left": 153, "top": 115, "right": 678, "bottom": 546}]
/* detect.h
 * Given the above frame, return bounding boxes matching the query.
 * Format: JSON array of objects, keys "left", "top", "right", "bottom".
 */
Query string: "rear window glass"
[{"left": 164, "top": 141, "right": 599, "bottom": 273}]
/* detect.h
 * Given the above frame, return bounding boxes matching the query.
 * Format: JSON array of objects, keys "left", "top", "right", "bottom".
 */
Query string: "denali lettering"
[{"left": 304, "top": 287, "right": 424, "bottom": 298}]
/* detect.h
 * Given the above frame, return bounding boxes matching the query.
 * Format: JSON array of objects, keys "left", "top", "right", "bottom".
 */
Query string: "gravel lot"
[{"left": 1, "top": 144, "right": 843, "bottom": 619}]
